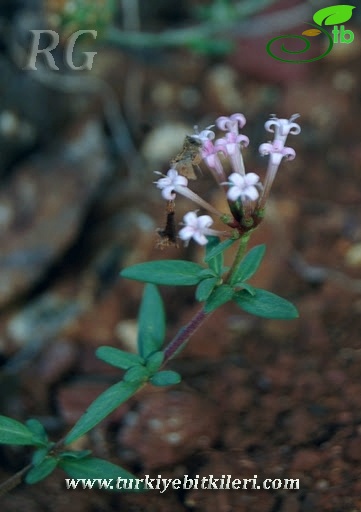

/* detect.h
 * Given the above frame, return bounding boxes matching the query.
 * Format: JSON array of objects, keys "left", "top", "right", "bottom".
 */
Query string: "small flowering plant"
[
  {"left": 0, "top": 113, "right": 300, "bottom": 494},
  {"left": 127, "top": 113, "right": 301, "bottom": 317}
]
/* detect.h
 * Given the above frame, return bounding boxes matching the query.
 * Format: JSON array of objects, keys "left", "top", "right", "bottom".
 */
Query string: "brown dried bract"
[
  {"left": 170, "top": 135, "right": 202, "bottom": 180},
  {"left": 156, "top": 200, "right": 179, "bottom": 249}
]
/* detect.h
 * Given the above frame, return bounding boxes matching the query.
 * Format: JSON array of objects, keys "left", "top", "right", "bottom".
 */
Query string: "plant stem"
[
  {"left": 225, "top": 232, "right": 251, "bottom": 283},
  {"left": 163, "top": 307, "right": 210, "bottom": 362},
  {"left": 0, "top": 463, "right": 32, "bottom": 497},
  {"left": 163, "top": 234, "right": 250, "bottom": 363}
]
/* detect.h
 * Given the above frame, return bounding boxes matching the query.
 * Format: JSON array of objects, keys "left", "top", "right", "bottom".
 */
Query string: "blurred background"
[{"left": 1, "top": 0, "right": 361, "bottom": 510}]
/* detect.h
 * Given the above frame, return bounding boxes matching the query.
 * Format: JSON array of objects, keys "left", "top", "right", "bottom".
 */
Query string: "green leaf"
[
  {"left": 204, "top": 236, "right": 223, "bottom": 274},
  {"left": 0, "top": 415, "right": 38, "bottom": 446},
  {"left": 145, "top": 351, "right": 164, "bottom": 373},
  {"left": 31, "top": 447, "right": 49, "bottom": 466},
  {"left": 230, "top": 244, "right": 266, "bottom": 284},
  {"left": 120, "top": 260, "right": 204, "bottom": 286},
  {"left": 233, "top": 288, "right": 299, "bottom": 319},
  {"left": 25, "top": 419, "right": 48, "bottom": 444},
  {"left": 138, "top": 284, "right": 165, "bottom": 358},
  {"left": 59, "top": 457, "right": 144, "bottom": 492},
  {"left": 198, "top": 268, "right": 217, "bottom": 279},
  {"left": 59, "top": 450, "right": 92, "bottom": 460},
  {"left": 150, "top": 371, "right": 181, "bottom": 387},
  {"left": 64, "top": 381, "right": 141, "bottom": 445},
  {"left": 123, "top": 365, "right": 149, "bottom": 384},
  {"left": 233, "top": 282, "right": 256, "bottom": 296},
  {"left": 195, "top": 277, "right": 218, "bottom": 302},
  {"left": 204, "top": 238, "right": 236, "bottom": 264},
  {"left": 25, "top": 456, "right": 58, "bottom": 484},
  {"left": 96, "top": 347, "right": 143, "bottom": 370},
  {"left": 205, "top": 285, "right": 234, "bottom": 313},
  {"left": 313, "top": 5, "right": 355, "bottom": 26}
]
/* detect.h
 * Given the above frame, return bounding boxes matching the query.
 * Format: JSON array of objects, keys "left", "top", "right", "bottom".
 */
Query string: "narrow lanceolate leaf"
[
  {"left": 233, "top": 289, "right": 299, "bottom": 319},
  {"left": 25, "top": 456, "right": 58, "bottom": 484},
  {"left": 64, "top": 381, "right": 141, "bottom": 445},
  {"left": 230, "top": 244, "right": 266, "bottom": 284},
  {"left": 150, "top": 371, "right": 181, "bottom": 387},
  {"left": 138, "top": 284, "right": 165, "bottom": 358},
  {"left": 195, "top": 277, "right": 218, "bottom": 302},
  {"left": 204, "top": 238, "right": 236, "bottom": 264},
  {"left": 120, "top": 261, "right": 204, "bottom": 286},
  {"left": 204, "top": 285, "right": 234, "bottom": 313},
  {"left": 96, "top": 346, "right": 143, "bottom": 370},
  {"left": 0, "top": 415, "right": 39, "bottom": 446},
  {"left": 59, "top": 457, "right": 144, "bottom": 492}
]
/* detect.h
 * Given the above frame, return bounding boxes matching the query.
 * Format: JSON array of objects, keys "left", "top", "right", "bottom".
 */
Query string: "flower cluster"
[{"left": 155, "top": 113, "right": 301, "bottom": 246}]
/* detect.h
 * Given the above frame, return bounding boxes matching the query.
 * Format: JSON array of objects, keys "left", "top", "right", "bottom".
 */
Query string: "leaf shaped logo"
[
  {"left": 302, "top": 29, "right": 321, "bottom": 37},
  {"left": 313, "top": 5, "right": 355, "bottom": 26}
]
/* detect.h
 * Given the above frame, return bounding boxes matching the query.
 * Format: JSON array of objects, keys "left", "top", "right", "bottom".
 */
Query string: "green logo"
[{"left": 267, "top": 4, "right": 356, "bottom": 63}]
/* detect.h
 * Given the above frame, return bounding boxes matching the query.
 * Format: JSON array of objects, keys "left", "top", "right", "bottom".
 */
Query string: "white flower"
[
  {"left": 224, "top": 172, "right": 260, "bottom": 202},
  {"left": 178, "top": 211, "right": 215, "bottom": 246},
  {"left": 154, "top": 169, "right": 188, "bottom": 200},
  {"left": 190, "top": 128, "right": 215, "bottom": 143}
]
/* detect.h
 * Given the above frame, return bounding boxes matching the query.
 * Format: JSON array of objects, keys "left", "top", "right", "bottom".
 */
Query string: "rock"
[
  {"left": 0, "top": 119, "right": 109, "bottom": 308},
  {"left": 118, "top": 390, "right": 219, "bottom": 469},
  {"left": 7, "top": 292, "right": 85, "bottom": 347}
]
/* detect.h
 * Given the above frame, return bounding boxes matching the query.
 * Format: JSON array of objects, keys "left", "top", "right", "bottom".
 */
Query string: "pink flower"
[
  {"left": 216, "top": 131, "right": 249, "bottom": 157},
  {"left": 216, "top": 113, "right": 246, "bottom": 133},
  {"left": 257, "top": 114, "right": 301, "bottom": 210},
  {"left": 259, "top": 140, "right": 296, "bottom": 166},
  {"left": 214, "top": 114, "right": 249, "bottom": 176}
]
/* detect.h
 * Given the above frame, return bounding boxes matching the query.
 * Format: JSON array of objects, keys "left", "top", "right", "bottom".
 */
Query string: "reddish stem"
[{"left": 163, "top": 307, "right": 209, "bottom": 362}]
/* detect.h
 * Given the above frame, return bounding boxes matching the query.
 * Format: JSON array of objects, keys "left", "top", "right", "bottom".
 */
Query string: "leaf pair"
[
  {"left": 0, "top": 416, "right": 142, "bottom": 489},
  {"left": 119, "top": 240, "right": 298, "bottom": 320},
  {"left": 202, "top": 244, "right": 298, "bottom": 318}
]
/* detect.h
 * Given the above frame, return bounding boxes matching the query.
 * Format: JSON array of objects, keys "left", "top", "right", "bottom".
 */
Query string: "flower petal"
[
  {"left": 197, "top": 215, "right": 213, "bottom": 229},
  {"left": 229, "top": 173, "right": 245, "bottom": 187},
  {"left": 244, "top": 172, "right": 260, "bottom": 185},
  {"left": 178, "top": 226, "right": 194, "bottom": 240},
  {"left": 215, "top": 116, "right": 231, "bottom": 131},
  {"left": 230, "top": 113, "right": 246, "bottom": 128},
  {"left": 259, "top": 142, "right": 273, "bottom": 156},
  {"left": 244, "top": 186, "right": 259, "bottom": 201},
  {"left": 183, "top": 211, "right": 198, "bottom": 226},
  {"left": 227, "top": 186, "right": 242, "bottom": 202},
  {"left": 193, "top": 232, "right": 208, "bottom": 245},
  {"left": 161, "top": 186, "right": 176, "bottom": 200}
]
